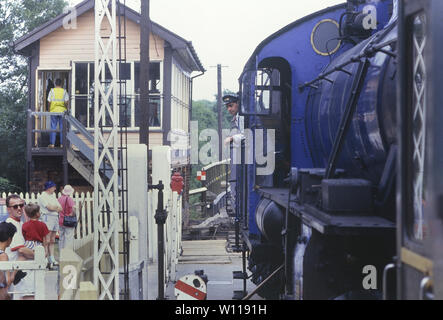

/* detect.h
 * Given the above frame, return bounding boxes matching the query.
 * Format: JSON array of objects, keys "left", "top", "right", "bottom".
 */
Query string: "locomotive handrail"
[
  {"left": 419, "top": 276, "right": 433, "bottom": 300},
  {"left": 382, "top": 263, "right": 396, "bottom": 300},
  {"left": 299, "top": 37, "right": 397, "bottom": 91},
  {"left": 324, "top": 58, "right": 370, "bottom": 179}
]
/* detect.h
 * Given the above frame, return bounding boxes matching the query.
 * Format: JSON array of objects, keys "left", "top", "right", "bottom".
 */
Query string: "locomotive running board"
[{"left": 258, "top": 188, "right": 395, "bottom": 235}]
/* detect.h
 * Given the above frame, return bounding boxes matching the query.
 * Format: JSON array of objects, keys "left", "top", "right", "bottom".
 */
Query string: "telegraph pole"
[
  {"left": 140, "top": 0, "right": 150, "bottom": 149},
  {"left": 217, "top": 64, "right": 222, "bottom": 161},
  {"left": 211, "top": 64, "right": 228, "bottom": 160}
]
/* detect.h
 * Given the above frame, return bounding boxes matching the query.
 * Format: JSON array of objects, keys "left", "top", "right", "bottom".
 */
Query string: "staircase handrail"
[{"left": 65, "top": 113, "right": 94, "bottom": 145}]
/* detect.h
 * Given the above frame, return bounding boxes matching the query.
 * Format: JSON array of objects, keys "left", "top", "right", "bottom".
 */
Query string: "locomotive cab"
[{"left": 240, "top": 57, "right": 292, "bottom": 189}]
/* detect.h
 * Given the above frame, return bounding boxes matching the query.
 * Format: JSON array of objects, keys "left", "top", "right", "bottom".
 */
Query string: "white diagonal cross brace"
[{"left": 94, "top": 0, "right": 120, "bottom": 300}]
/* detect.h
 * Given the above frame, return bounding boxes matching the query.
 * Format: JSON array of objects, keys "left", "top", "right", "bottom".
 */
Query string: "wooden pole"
[
  {"left": 217, "top": 64, "right": 222, "bottom": 161},
  {"left": 139, "top": 0, "right": 150, "bottom": 150}
]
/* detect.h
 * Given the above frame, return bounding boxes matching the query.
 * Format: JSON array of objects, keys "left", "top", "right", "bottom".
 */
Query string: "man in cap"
[
  {"left": 223, "top": 94, "right": 244, "bottom": 147},
  {"left": 38, "top": 181, "right": 62, "bottom": 268},
  {"left": 223, "top": 94, "right": 245, "bottom": 217}
]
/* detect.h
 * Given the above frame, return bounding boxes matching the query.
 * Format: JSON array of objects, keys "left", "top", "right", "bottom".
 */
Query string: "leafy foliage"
[
  {"left": 0, "top": 177, "right": 22, "bottom": 194},
  {"left": 0, "top": 88, "right": 27, "bottom": 190},
  {"left": 0, "top": 0, "right": 67, "bottom": 90},
  {"left": 0, "top": 0, "right": 67, "bottom": 189}
]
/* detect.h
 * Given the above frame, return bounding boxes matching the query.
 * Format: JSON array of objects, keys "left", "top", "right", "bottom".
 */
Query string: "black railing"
[
  {"left": 200, "top": 159, "right": 230, "bottom": 216},
  {"left": 27, "top": 111, "right": 114, "bottom": 184}
]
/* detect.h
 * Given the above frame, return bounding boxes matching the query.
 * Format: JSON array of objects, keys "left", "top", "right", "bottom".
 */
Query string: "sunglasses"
[{"left": 8, "top": 203, "right": 25, "bottom": 209}]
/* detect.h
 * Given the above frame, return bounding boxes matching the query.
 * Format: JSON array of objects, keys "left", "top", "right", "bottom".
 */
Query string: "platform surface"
[{"left": 148, "top": 240, "right": 262, "bottom": 300}]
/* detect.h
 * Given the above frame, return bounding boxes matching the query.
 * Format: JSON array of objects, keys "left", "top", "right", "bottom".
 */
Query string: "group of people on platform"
[{"left": 0, "top": 182, "right": 77, "bottom": 300}]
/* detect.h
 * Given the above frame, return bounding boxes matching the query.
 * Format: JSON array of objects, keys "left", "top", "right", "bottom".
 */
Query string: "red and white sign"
[
  {"left": 197, "top": 171, "right": 206, "bottom": 181},
  {"left": 174, "top": 274, "right": 207, "bottom": 300}
]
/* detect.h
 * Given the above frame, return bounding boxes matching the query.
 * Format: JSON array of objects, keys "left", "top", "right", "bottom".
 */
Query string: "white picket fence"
[
  {"left": 3, "top": 188, "right": 183, "bottom": 280},
  {"left": 2, "top": 177, "right": 184, "bottom": 299},
  {"left": 2, "top": 191, "right": 96, "bottom": 243}
]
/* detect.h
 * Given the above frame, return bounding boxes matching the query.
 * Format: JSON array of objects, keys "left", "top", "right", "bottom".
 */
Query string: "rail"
[
  {"left": 28, "top": 110, "right": 65, "bottom": 149},
  {"left": 202, "top": 159, "right": 231, "bottom": 196},
  {"left": 191, "top": 159, "right": 231, "bottom": 216},
  {"left": 27, "top": 111, "right": 113, "bottom": 185}
]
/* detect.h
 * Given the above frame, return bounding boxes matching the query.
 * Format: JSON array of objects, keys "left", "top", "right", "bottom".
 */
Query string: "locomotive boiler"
[{"left": 234, "top": 0, "right": 400, "bottom": 299}]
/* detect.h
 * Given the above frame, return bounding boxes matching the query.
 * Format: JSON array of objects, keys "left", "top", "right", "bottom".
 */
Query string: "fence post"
[
  {"left": 127, "top": 144, "right": 149, "bottom": 299},
  {"left": 34, "top": 246, "right": 47, "bottom": 300}
]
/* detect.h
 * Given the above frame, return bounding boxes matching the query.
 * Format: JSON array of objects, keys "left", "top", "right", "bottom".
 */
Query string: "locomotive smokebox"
[{"left": 255, "top": 198, "right": 284, "bottom": 243}]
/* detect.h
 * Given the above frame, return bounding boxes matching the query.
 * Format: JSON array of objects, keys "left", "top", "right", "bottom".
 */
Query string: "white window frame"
[
  {"left": 71, "top": 60, "right": 163, "bottom": 130},
  {"left": 171, "top": 59, "right": 191, "bottom": 132}
]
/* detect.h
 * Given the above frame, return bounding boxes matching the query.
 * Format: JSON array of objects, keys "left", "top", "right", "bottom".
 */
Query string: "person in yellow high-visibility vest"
[{"left": 47, "top": 79, "right": 69, "bottom": 148}]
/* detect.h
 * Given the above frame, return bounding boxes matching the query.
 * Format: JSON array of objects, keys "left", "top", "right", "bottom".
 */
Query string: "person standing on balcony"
[
  {"left": 47, "top": 78, "right": 69, "bottom": 148},
  {"left": 38, "top": 181, "right": 62, "bottom": 269}
]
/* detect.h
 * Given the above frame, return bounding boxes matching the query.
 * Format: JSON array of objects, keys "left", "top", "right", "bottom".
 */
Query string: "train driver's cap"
[{"left": 222, "top": 95, "right": 239, "bottom": 106}]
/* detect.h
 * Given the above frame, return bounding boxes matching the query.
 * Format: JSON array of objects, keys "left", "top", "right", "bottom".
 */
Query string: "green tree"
[
  {"left": 0, "top": 88, "right": 27, "bottom": 190},
  {"left": 190, "top": 99, "right": 216, "bottom": 191},
  {"left": 0, "top": 0, "right": 67, "bottom": 190},
  {"left": 0, "top": 177, "right": 21, "bottom": 194}
]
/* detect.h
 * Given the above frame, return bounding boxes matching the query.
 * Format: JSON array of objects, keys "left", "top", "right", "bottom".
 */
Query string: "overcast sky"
[{"left": 71, "top": 0, "right": 344, "bottom": 100}]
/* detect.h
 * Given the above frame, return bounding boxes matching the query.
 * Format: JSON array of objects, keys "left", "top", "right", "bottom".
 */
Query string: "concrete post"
[
  {"left": 59, "top": 248, "right": 83, "bottom": 300},
  {"left": 127, "top": 144, "right": 149, "bottom": 299},
  {"left": 34, "top": 246, "right": 46, "bottom": 300}
]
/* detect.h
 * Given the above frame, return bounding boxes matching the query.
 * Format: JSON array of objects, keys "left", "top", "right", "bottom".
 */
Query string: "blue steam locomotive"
[{"left": 233, "top": 0, "right": 443, "bottom": 300}]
